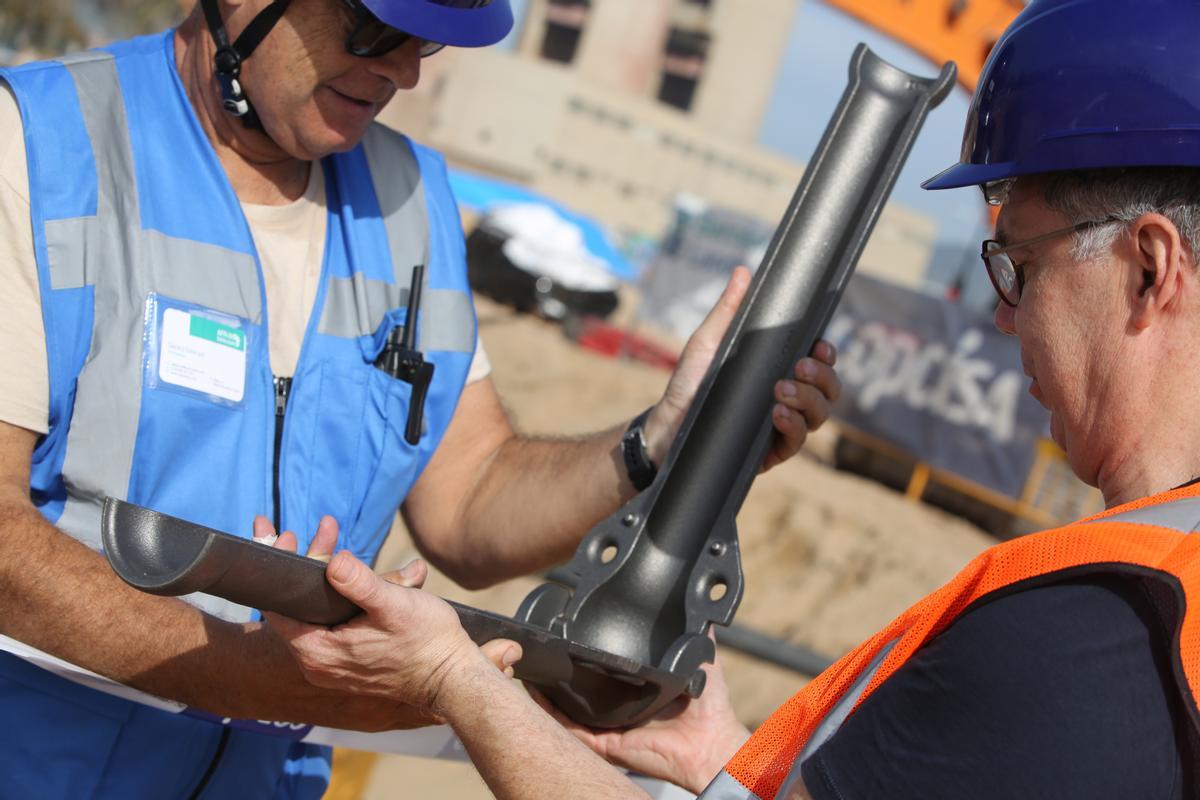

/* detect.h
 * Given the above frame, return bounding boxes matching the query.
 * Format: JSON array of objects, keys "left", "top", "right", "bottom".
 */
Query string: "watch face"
[{"left": 623, "top": 414, "right": 657, "bottom": 490}]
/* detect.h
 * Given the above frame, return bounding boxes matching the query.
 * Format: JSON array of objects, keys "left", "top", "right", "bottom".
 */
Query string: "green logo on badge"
[{"left": 189, "top": 315, "right": 246, "bottom": 351}]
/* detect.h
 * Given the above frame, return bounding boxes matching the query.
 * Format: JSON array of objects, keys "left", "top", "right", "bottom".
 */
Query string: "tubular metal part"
[{"left": 515, "top": 46, "right": 956, "bottom": 727}]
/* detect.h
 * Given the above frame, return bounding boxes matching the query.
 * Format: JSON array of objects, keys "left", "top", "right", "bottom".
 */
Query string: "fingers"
[
  {"left": 325, "top": 551, "right": 395, "bottom": 621},
  {"left": 305, "top": 515, "right": 339, "bottom": 563},
  {"left": 658, "top": 266, "right": 754, "bottom": 433},
  {"left": 252, "top": 515, "right": 278, "bottom": 546},
  {"left": 763, "top": 340, "right": 841, "bottom": 471},
  {"left": 262, "top": 609, "right": 313, "bottom": 642},
  {"left": 380, "top": 558, "right": 428, "bottom": 589},
  {"left": 810, "top": 339, "right": 837, "bottom": 366},
  {"left": 253, "top": 514, "right": 339, "bottom": 563},
  {"left": 689, "top": 266, "right": 751, "bottom": 351},
  {"left": 479, "top": 639, "right": 522, "bottom": 679}
]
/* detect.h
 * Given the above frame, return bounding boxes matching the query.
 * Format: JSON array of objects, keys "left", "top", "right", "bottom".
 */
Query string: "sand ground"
[{"left": 334, "top": 296, "right": 995, "bottom": 799}]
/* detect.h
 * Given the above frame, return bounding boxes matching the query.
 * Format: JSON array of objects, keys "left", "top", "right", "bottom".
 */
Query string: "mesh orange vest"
[{"left": 701, "top": 484, "right": 1200, "bottom": 800}]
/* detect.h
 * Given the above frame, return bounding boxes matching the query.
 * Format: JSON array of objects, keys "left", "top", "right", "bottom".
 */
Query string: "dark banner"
[{"left": 826, "top": 274, "right": 1048, "bottom": 499}]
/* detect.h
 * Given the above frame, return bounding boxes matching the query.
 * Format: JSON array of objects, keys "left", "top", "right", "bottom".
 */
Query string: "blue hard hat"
[
  {"left": 360, "top": 0, "right": 513, "bottom": 48},
  {"left": 923, "top": 0, "right": 1200, "bottom": 191}
]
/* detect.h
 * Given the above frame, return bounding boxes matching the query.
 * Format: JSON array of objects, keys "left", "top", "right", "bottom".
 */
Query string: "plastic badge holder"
[{"left": 100, "top": 498, "right": 692, "bottom": 704}]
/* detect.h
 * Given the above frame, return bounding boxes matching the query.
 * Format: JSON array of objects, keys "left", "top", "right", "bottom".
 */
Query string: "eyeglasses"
[
  {"left": 980, "top": 217, "right": 1123, "bottom": 307},
  {"left": 341, "top": 0, "right": 446, "bottom": 58}
]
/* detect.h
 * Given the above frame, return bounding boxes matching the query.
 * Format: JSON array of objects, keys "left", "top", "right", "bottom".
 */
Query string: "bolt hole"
[
  {"left": 600, "top": 544, "right": 618, "bottom": 564},
  {"left": 708, "top": 581, "right": 727, "bottom": 602}
]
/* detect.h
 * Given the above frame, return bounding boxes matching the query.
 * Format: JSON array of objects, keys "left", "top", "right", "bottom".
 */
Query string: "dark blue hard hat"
[
  {"left": 360, "top": 0, "right": 513, "bottom": 48},
  {"left": 924, "top": 0, "right": 1200, "bottom": 191}
]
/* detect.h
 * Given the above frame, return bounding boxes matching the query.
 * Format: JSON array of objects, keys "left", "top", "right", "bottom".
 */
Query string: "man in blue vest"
[{"left": 0, "top": 0, "right": 838, "bottom": 796}]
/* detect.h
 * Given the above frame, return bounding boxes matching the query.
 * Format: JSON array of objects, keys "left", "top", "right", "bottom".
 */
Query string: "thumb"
[
  {"left": 380, "top": 558, "right": 428, "bottom": 589},
  {"left": 691, "top": 266, "right": 750, "bottom": 348},
  {"left": 326, "top": 551, "right": 392, "bottom": 619},
  {"left": 479, "top": 639, "right": 522, "bottom": 678}
]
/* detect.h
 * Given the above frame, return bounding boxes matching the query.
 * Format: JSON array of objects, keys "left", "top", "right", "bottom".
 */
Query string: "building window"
[
  {"left": 657, "top": 26, "right": 710, "bottom": 111},
  {"left": 541, "top": 0, "right": 589, "bottom": 64}
]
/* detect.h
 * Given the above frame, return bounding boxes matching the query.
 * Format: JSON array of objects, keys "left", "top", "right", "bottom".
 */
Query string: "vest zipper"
[
  {"left": 273, "top": 376, "right": 292, "bottom": 533},
  {"left": 186, "top": 726, "right": 229, "bottom": 800}
]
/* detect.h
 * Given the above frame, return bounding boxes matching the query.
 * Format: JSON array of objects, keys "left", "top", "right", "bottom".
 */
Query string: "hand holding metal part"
[
  {"left": 511, "top": 46, "right": 956, "bottom": 727},
  {"left": 100, "top": 45, "right": 955, "bottom": 730}
]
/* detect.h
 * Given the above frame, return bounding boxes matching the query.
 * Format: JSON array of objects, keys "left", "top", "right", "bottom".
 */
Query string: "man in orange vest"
[{"left": 271, "top": 0, "right": 1200, "bottom": 797}]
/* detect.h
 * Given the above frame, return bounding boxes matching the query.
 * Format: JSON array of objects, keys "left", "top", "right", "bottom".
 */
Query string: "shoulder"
[
  {"left": 803, "top": 575, "right": 1190, "bottom": 799},
  {"left": 0, "top": 80, "right": 29, "bottom": 204}
]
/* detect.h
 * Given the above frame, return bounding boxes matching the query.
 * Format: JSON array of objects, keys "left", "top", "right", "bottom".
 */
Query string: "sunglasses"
[
  {"left": 340, "top": 0, "right": 447, "bottom": 58},
  {"left": 980, "top": 217, "right": 1122, "bottom": 307}
]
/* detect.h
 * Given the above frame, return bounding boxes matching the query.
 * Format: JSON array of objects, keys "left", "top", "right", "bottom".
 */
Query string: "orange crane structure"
[{"left": 822, "top": 0, "right": 1025, "bottom": 93}]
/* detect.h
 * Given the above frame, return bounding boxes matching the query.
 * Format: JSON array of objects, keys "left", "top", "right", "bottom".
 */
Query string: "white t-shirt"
[{"left": 0, "top": 84, "right": 488, "bottom": 434}]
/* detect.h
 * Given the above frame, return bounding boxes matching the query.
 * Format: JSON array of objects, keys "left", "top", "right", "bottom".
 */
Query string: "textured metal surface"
[
  {"left": 100, "top": 499, "right": 695, "bottom": 701},
  {"left": 102, "top": 498, "right": 359, "bottom": 625},
  {"left": 516, "top": 46, "right": 956, "bottom": 727}
]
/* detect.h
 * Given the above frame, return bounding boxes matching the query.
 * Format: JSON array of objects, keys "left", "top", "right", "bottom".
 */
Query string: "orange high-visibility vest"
[{"left": 701, "top": 484, "right": 1200, "bottom": 800}]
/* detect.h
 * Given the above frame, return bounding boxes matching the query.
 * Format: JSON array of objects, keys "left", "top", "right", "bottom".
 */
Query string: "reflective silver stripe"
[
  {"left": 181, "top": 591, "right": 255, "bottom": 624},
  {"left": 361, "top": 123, "right": 429, "bottom": 272},
  {"left": 1085, "top": 497, "right": 1200, "bottom": 533},
  {"left": 142, "top": 229, "right": 262, "bottom": 323},
  {"left": 54, "top": 54, "right": 144, "bottom": 553},
  {"left": 317, "top": 124, "right": 473, "bottom": 347},
  {"left": 45, "top": 57, "right": 254, "bottom": 624},
  {"left": 795, "top": 637, "right": 899, "bottom": 766},
  {"left": 420, "top": 289, "right": 476, "bottom": 352},
  {"left": 318, "top": 274, "right": 405, "bottom": 339},
  {"left": 45, "top": 53, "right": 139, "bottom": 291},
  {"left": 319, "top": 279, "right": 475, "bottom": 354},
  {"left": 45, "top": 217, "right": 99, "bottom": 290},
  {"left": 698, "top": 640, "right": 898, "bottom": 800},
  {"left": 63, "top": 52, "right": 139, "bottom": 231},
  {"left": 698, "top": 770, "right": 764, "bottom": 800}
]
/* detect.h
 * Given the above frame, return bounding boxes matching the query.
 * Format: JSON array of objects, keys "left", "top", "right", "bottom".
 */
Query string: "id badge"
[{"left": 143, "top": 294, "right": 251, "bottom": 409}]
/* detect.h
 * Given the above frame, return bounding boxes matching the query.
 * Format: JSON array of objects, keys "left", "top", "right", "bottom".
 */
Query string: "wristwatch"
[{"left": 622, "top": 407, "right": 659, "bottom": 491}]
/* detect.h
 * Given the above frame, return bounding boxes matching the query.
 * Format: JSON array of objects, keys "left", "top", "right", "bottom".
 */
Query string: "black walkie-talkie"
[{"left": 375, "top": 264, "right": 435, "bottom": 445}]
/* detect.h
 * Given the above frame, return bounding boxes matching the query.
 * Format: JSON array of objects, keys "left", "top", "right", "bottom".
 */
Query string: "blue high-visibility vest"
[{"left": 0, "top": 30, "right": 475, "bottom": 798}]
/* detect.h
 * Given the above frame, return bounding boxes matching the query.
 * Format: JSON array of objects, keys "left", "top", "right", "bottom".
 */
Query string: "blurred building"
[{"left": 379, "top": 0, "right": 937, "bottom": 288}]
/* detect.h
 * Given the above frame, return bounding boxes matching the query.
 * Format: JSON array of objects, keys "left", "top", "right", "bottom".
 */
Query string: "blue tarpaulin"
[{"left": 448, "top": 168, "right": 638, "bottom": 281}]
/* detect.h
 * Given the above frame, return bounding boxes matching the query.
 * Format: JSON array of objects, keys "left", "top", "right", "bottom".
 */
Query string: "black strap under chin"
[{"left": 200, "top": 0, "right": 293, "bottom": 131}]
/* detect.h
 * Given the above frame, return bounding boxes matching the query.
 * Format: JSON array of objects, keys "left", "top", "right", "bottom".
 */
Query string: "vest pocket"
[
  {"left": 291, "top": 359, "right": 421, "bottom": 562},
  {"left": 352, "top": 366, "right": 425, "bottom": 560}
]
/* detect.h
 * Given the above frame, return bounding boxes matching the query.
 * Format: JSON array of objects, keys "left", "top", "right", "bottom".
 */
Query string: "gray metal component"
[
  {"left": 102, "top": 498, "right": 360, "bottom": 625},
  {"left": 100, "top": 499, "right": 700, "bottom": 703},
  {"left": 516, "top": 46, "right": 956, "bottom": 727},
  {"left": 546, "top": 566, "right": 834, "bottom": 676}
]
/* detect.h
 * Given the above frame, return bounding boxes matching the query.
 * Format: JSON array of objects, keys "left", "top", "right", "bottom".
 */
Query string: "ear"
[{"left": 1127, "top": 213, "right": 1191, "bottom": 330}]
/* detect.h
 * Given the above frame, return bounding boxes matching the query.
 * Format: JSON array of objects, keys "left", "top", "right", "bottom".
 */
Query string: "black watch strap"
[{"left": 622, "top": 407, "right": 658, "bottom": 491}]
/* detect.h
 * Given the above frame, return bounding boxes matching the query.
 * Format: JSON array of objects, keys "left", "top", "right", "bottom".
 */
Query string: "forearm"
[
  {"left": 0, "top": 494, "right": 405, "bottom": 729},
  {"left": 454, "top": 423, "right": 634, "bottom": 580},
  {"left": 438, "top": 652, "right": 650, "bottom": 800}
]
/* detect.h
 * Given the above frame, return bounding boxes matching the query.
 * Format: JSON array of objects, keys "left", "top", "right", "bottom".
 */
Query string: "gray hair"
[{"left": 1026, "top": 168, "right": 1200, "bottom": 262}]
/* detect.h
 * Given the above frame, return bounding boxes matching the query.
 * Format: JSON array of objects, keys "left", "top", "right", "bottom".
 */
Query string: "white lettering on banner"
[
  {"left": 217, "top": 717, "right": 308, "bottom": 731},
  {"left": 832, "top": 316, "right": 1023, "bottom": 444}
]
